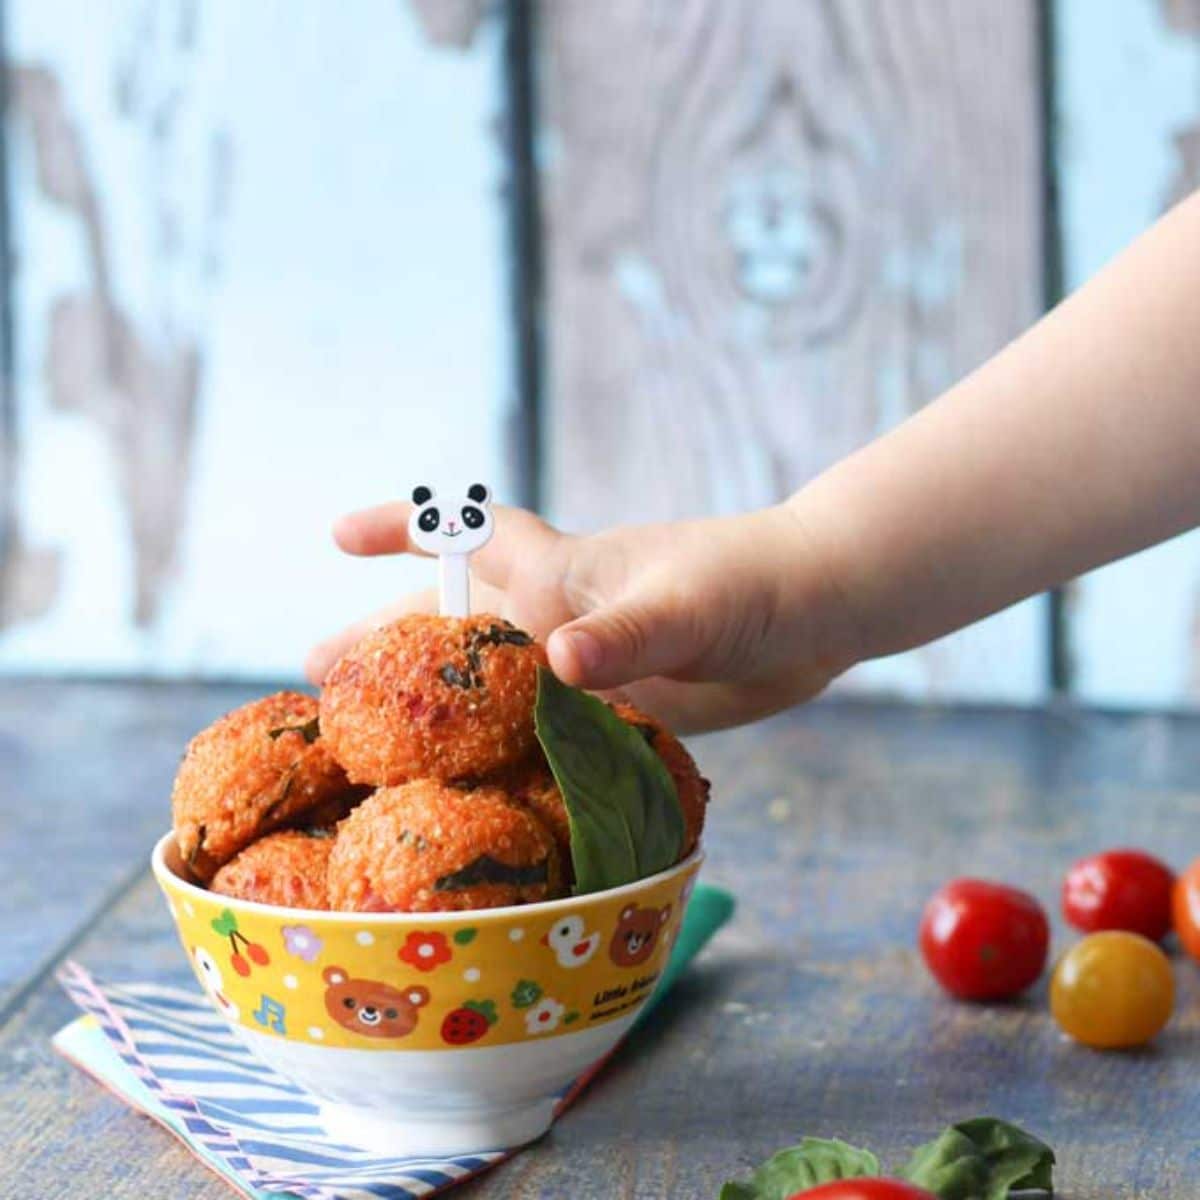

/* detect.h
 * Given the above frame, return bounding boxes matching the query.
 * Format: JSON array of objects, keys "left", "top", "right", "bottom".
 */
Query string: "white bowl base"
[
  {"left": 318, "top": 1095, "right": 557, "bottom": 1157},
  {"left": 234, "top": 1018, "right": 640, "bottom": 1159}
]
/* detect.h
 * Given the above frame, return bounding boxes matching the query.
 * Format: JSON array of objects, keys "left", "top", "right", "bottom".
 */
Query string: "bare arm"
[
  {"left": 797, "top": 190, "right": 1200, "bottom": 661},
  {"left": 310, "top": 193, "right": 1200, "bottom": 731}
]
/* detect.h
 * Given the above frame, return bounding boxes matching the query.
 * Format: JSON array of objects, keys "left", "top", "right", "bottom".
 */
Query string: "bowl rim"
[{"left": 151, "top": 830, "right": 704, "bottom": 925}]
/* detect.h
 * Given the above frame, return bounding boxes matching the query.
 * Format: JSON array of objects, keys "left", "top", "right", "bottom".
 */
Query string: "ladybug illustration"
[{"left": 441, "top": 999, "right": 498, "bottom": 1045}]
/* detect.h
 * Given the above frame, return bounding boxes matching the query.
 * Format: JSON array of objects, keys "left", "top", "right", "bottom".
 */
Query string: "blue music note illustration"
[{"left": 252, "top": 993, "right": 287, "bottom": 1035}]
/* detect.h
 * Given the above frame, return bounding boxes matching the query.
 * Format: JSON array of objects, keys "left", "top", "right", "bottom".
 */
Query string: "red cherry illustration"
[
  {"left": 231, "top": 953, "right": 250, "bottom": 977},
  {"left": 247, "top": 942, "right": 269, "bottom": 967}
]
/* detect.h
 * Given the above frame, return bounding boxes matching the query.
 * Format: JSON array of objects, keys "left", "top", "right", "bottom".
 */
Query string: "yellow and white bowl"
[{"left": 152, "top": 833, "right": 702, "bottom": 1155}]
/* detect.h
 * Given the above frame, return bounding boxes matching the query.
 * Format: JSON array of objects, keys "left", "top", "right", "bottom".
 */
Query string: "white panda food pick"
[{"left": 407, "top": 483, "right": 495, "bottom": 618}]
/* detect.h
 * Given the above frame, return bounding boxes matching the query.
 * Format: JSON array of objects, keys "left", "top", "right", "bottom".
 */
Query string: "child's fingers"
[
  {"left": 468, "top": 507, "right": 568, "bottom": 589},
  {"left": 546, "top": 591, "right": 703, "bottom": 692},
  {"left": 333, "top": 503, "right": 426, "bottom": 557},
  {"left": 304, "top": 574, "right": 515, "bottom": 684},
  {"left": 304, "top": 589, "right": 438, "bottom": 683},
  {"left": 618, "top": 676, "right": 820, "bottom": 735},
  {"left": 333, "top": 501, "right": 568, "bottom": 590}
]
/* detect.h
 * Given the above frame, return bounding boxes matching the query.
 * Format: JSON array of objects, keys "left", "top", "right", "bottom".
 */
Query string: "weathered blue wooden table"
[{"left": 2, "top": 681, "right": 1199, "bottom": 1197}]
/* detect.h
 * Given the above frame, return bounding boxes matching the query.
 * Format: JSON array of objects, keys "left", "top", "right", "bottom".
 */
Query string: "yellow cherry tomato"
[{"left": 1050, "top": 931, "right": 1173, "bottom": 1049}]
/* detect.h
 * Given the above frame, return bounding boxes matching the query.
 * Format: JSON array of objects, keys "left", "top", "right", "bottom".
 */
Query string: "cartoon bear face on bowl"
[
  {"left": 407, "top": 484, "right": 493, "bottom": 555},
  {"left": 322, "top": 966, "right": 430, "bottom": 1039},
  {"left": 609, "top": 903, "right": 672, "bottom": 967}
]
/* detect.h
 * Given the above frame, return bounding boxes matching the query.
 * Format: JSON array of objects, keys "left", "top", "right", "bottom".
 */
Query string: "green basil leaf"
[
  {"left": 267, "top": 717, "right": 320, "bottom": 744},
  {"left": 719, "top": 1138, "right": 881, "bottom": 1199},
  {"left": 534, "top": 667, "right": 684, "bottom": 894},
  {"left": 902, "top": 1117, "right": 1055, "bottom": 1199}
]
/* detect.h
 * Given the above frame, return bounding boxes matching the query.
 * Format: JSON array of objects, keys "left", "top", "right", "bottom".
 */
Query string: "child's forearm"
[
  {"left": 791, "top": 191, "right": 1200, "bottom": 663},
  {"left": 315, "top": 195, "right": 1200, "bottom": 730}
]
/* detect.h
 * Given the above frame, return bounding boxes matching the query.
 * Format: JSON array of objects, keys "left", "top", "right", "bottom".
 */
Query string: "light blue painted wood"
[
  {"left": 1057, "top": 0, "right": 1200, "bottom": 707},
  {"left": 0, "top": 0, "right": 512, "bottom": 679}
]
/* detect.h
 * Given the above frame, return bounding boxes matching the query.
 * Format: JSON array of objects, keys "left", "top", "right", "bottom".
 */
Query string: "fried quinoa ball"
[
  {"left": 326, "top": 781, "right": 563, "bottom": 912},
  {"left": 319, "top": 614, "right": 547, "bottom": 786},
  {"left": 610, "top": 702, "right": 709, "bottom": 857},
  {"left": 502, "top": 758, "right": 573, "bottom": 882},
  {"left": 301, "top": 786, "right": 372, "bottom": 829},
  {"left": 210, "top": 829, "right": 335, "bottom": 910},
  {"left": 172, "top": 691, "right": 355, "bottom": 883}
]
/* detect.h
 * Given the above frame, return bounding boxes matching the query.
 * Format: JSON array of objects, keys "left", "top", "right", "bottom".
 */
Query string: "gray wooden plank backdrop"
[
  {"left": 0, "top": 0, "right": 1198, "bottom": 708},
  {"left": 537, "top": 0, "right": 1046, "bottom": 702}
]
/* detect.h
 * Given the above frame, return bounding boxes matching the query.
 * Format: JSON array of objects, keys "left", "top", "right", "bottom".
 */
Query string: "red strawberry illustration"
[{"left": 441, "top": 999, "right": 498, "bottom": 1045}]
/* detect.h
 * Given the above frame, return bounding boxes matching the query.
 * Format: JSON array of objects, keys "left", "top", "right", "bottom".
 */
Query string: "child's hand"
[
  {"left": 317, "top": 195, "right": 1200, "bottom": 725},
  {"left": 305, "top": 501, "right": 860, "bottom": 733}
]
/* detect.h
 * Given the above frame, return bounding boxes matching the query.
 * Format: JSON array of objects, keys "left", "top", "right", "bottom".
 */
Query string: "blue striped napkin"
[{"left": 54, "top": 884, "right": 734, "bottom": 1200}]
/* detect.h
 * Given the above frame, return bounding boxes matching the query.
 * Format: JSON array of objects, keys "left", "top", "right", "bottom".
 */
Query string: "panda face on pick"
[{"left": 407, "top": 484, "right": 494, "bottom": 555}]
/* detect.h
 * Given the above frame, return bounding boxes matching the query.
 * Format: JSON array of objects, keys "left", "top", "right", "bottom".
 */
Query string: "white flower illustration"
[{"left": 524, "top": 996, "right": 565, "bottom": 1035}]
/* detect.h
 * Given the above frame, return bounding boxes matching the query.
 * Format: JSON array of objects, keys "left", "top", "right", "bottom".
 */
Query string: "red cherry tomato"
[
  {"left": 1173, "top": 857, "right": 1200, "bottom": 961},
  {"left": 1062, "top": 849, "right": 1173, "bottom": 941},
  {"left": 919, "top": 878, "right": 1049, "bottom": 1000},
  {"left": 788, "top": 1182, "right": 937, "bottom": 1200}
]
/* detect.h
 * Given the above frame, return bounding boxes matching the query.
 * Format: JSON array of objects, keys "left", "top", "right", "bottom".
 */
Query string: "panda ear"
[
  {"left": 466, "top": 482, "right": 489, "bottom": 504},
  {"left": 620, "top": 904, "right": 635, "bottom": 922},
  {"left": 412, "top": 485, "right": 434, "bottom": 505},
  {"left": 659, "top": 904, "right": 673, "bottom": 926},
  {"left": 408, "top": 986, "right": 430, "bottom": 1008},
  {"left": 323, "top": 966, "right": 347, "bottom": 985}
]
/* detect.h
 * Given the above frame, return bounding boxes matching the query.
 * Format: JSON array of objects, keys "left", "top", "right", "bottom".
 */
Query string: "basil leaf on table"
[
  {"left": 719, "top": 1137, "right": 881, "bottom": 1199},
  {"left": 533, "top": 667, "right": 685, "bottom": 894},
  {"left": 902, "top": 1117, "right": 1055, "bottom": 1199}
]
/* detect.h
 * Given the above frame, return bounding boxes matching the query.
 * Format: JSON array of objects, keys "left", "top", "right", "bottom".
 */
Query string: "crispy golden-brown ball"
[
  {"left": 501, "top": 758, "right": 573, "bottom": 884},
  {"left": 210, "top": 829, "right": 335, "bottom": 910},
  {"left": 326, "top": 781, "right": 562, "bottom": 912},
  {"left": 171, "top": 691, "right": 355, "bottom": 883},
  {"left": 319, "top": 614, "right": 547, "bottom": 786},
  {"left": 301, "top": 786, "right": 372, "bottom": 829},
  {"left": 610, "top": 702, "right": 709, "bottom": 858}
]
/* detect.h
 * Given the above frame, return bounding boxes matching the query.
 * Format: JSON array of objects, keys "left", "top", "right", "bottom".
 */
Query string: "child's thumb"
[{"left": 546, "top": 598, "right": 700, "bottom": 690}]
